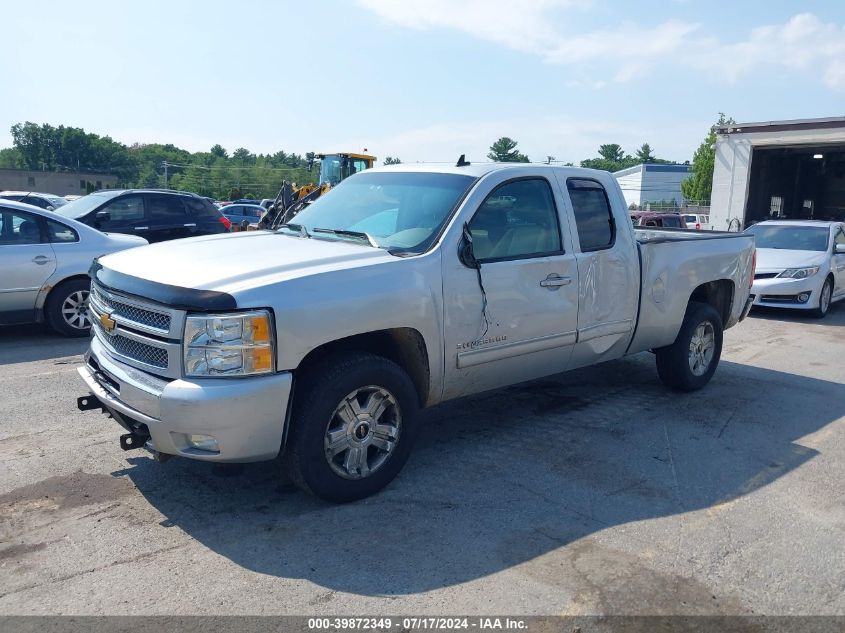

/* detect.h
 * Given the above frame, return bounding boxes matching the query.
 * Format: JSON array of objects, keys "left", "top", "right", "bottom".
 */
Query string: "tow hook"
[
  {"left": 119, "top": 432, "right": 150, "bottom": 451},
  {"left": 77, "top": 395, "right": 103, "bottom": 411}
]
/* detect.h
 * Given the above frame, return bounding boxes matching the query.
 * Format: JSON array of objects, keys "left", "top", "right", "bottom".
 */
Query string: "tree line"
[
  {"left": 0, "top": 116, "right": 728, "bottom": 202},
  {"left": 486, "top": 114, "right": 733, "bottom": 203}
]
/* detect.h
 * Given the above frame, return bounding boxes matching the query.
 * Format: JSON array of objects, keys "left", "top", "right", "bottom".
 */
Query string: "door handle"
[
  {"left": 183, "top": 223, "right": 197, "bottom": 228},
  {"left": 32, "top": 255, "right": 52, "bottom": 265},
  {"left": 134, "top": 226, "right": 149, "bottom": 230},
  {"left": 540, "top": 274, "right": 572, "bottom": 289}
]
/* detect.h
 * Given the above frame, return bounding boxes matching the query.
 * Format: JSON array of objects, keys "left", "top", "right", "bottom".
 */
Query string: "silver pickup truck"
[{"left": 77, "top": 163, "right": 755, "bottom": 501}]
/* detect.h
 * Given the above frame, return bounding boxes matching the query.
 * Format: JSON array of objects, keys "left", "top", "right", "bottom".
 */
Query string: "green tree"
[
  {"left": 383, "top": 156, "right": 402, "bottom": 165},
  {"left": 635, "top": 143, "right": 655, "bottom": 163},
  {"left": 598, "top": 144, "right": 625, "bottom": 163},
  {"left": 487, "top": 137, "right": 529, "bottom": 162},
  {"left": 210, "top": 144, "right": 228, "bottom": 159},
  {"left": 681, "top": 113, "right": 735, "bottom": 203}
]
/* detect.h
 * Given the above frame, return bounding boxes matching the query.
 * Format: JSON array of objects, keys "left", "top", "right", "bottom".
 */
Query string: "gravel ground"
[{"left": 1, "top": 304, "right": 843, "bottom": 615}]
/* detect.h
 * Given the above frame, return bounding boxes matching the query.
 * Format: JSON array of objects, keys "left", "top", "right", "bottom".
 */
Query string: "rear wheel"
[
  {"left": 45, "top": 278, "right": 92, "bottom": 337},
  {"left": 811, "top": 278, "right": 833, "bottom": 319},
  {"left": 656, "top": 302, "right": 723, "bottom": 392},
  {"left": 285, "top": 352, "right": 420, "bottom": 502}
]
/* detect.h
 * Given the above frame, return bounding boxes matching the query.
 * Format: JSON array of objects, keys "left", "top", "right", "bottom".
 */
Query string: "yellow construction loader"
[{"left": 257, "top": 152, "right": 376, "bottom": 230}]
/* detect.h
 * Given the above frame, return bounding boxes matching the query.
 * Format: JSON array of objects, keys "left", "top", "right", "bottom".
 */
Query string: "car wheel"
[
  {"left": 811, "top": 278, "right": 833, "bottom": 319},
  {"left": 45, "top": 278, "right": 92, "bottom": 337},
  {"left": 285, "top": 352, "right": 420, "bottom": 502},
  {"left": 656, "top": 301, "right": 723, "bottom": 392}
]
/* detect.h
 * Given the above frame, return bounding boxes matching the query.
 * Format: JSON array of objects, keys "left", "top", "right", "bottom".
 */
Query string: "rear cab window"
[{"left": 567, "top": 179, "right": 615, "bottom": 252}]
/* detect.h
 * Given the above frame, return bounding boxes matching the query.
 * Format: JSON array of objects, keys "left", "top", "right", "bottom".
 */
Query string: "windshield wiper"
[
  {"left": 277, "top": 223, "right": 310, "bottom": 238},
  {"left": 312, "top": 228, "right": 379, "bottom": 248}
]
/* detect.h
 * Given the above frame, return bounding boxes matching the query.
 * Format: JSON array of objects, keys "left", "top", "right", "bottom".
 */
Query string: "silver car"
[{"left": 0, "top": 199, "right": 147, "bottom": 336}]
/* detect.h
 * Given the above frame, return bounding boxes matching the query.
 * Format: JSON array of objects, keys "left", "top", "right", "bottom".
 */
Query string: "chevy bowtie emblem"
[{"left": 100, "top": 313, "right": 116, "bottom": 332}]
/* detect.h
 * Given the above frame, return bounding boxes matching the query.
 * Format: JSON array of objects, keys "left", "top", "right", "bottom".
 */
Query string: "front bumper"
[
  {"left": 78, "top": 336, "right": 292, "bottom": 463},
  {"left": 750, "top": 275, "right": 820, "bottom": 310}
]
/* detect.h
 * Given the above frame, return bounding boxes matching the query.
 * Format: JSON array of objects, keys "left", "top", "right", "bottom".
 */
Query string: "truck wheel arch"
[
  {"left": 689, "top": 279, "right": 734, "bottom": 326},
  {"left": 293, "top": 328, "right": 431, "bottom": 408}
]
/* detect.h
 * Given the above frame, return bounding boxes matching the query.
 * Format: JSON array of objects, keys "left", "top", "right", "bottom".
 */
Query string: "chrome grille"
[
  {"left": 92, "top": 285, "right": 171, "bottom": 331},
  {"left": 108, "top": 335, "right": 169, "bottom": 369}
]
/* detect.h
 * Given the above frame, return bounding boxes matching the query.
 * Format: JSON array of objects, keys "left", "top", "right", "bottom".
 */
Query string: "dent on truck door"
[
  {"left": 562, "top": 177, "right": 639, "bottom": 369},
  {"left": 441, "top": 177, "right": 579, "bottom": 399}
]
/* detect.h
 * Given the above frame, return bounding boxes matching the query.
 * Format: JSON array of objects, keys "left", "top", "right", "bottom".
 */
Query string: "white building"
[
  {"left": 613, "top": 163, "right": 690, "bottom": 209},
  {"left": 710, "top": 116, "right": 845, "bottom": 231}
]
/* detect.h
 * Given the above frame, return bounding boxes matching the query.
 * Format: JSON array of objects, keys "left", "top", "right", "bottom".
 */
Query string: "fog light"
[
  {"left": 186, "top": 434, "right": 219, "bottom": 453},
  {"left": 798, "top": 293, "right": 810, "bottom": 303}
]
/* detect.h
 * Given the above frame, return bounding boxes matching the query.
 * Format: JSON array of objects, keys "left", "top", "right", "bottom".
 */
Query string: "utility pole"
[{"left": 163, "top": 160, "right": 169, "bottom": 189}]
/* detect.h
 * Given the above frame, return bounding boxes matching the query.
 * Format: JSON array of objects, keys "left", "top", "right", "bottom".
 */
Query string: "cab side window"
[
  {"left": 568, "top": 179, "right": 615, "bottom": 252},
  {"left": 468, "top": 178, "right": 562, "bottom": 262}
]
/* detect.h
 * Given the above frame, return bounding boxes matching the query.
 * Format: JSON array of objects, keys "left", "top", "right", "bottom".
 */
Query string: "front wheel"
[
  {"left": 285, "top": 352, "right": 420, "bottom": 502},
  {"left": 656, "top": 302, "right": 723, "bottom": 392},
  {"left": 811, "top": 278, "right": 833, "bottom": 319}
]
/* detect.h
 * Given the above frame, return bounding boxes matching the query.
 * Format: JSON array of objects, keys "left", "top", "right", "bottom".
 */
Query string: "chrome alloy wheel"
[
  {"left": 688, "top": 321, "right": 715, "bottom": 377},
  {"left": 324, "top": 386, "right": 402, "bottom": 480},
  {"left": 61, "top": 290, "right": 91, "bottom": 330}
]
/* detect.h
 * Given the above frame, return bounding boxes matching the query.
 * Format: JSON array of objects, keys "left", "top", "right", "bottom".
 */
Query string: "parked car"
[
  {"left": 0, "top": 190, "right": 68, "bottom": 211},
  {"left": 682, "top": 213, "right": 712, "bottom": 231},
  {"left": 76, "top": 163, "right": 754, "bottom": 502},
  {"left": 221, "top": 203, "right": 265, "bottom": 230},
  {"left": 746, "top": 220, "right": 845, "bottom": 318},
  {"left": 0, "top": 199, "right": 147, "bottom": 336},
  {"left": 631, "top": 211, "right": 687, "bottom": 228},
  {"left": 54, "top": 189, "right": 231, "bottom": 243}
]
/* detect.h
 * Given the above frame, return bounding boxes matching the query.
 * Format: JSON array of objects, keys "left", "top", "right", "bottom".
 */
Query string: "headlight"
[
  {"left": 777, "top": 267, "right": 819, "bottom": 279},
  {"left": 183, "top": 310, "right": 274, "bottom": 377}
]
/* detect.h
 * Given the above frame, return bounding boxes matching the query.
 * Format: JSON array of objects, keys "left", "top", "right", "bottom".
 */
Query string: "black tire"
[
  {"left": 811, "top": 278, "right": 833, "bottom": 319},
  {"left": 656, "top": 301, "right": 723, "bottom": 392},
  {"left": 45, "top": 278, "right": 92, "bottom": 337},
  {"left": 284, "top": 352, "right": 420, "bottom": 502}
]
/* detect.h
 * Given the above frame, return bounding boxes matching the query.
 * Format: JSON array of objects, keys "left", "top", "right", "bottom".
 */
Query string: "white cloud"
[{"left": 357, "top": 2, "right": 845, "bottom": 89}]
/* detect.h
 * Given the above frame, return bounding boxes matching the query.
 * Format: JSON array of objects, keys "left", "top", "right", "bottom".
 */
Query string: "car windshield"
[
  {"left": 286, "top": 172, "right": 477, "bottom": 253},
  {"left": 45, "top": 196, "right": 67, "bottom": 208},
  {"left": 745, "top": 224, "right": 829, "bottom": 251},
  {"left": 55, "top": 191, "right": 121, "bottom": 219}
]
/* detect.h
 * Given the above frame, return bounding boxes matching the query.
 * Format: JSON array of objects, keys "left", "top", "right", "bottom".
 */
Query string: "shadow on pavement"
[
  {"left": 748, "top": 299, "right": 845, "bottom": 326},
  {"left": 111, "top": 350, "right": 845, "bottom": 597},
  {"left": 0, "top": 324, "right": 89, "bottom": 366}
]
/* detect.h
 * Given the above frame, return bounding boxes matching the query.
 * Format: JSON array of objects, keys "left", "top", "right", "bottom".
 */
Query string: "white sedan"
[
  {"left": 746, "top": 220, "right": 845, "bottom": 318},
  {"left": 0, "top": 199, "right": 148, "bottom": 336}
]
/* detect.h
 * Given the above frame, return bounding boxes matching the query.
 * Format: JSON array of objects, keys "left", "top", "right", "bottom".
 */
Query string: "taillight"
[
  {"left": 219, "top": 215, "right": 232, "bottom": 231},
  {"left": 750, "top": 249, "right": 756, "bottom": 288}
]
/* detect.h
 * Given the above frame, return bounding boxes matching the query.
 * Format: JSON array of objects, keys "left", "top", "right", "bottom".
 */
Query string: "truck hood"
[
  {"left": 97, "top": 230, "right": 395, "bottom": 294},
  {"left": 755, "top": 248, "right": 826, "bottom": 271}
]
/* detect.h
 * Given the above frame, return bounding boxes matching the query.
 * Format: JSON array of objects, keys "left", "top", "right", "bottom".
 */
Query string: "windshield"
[
  {"left": 45, "top": 196, "right": 67, "bottom": 208},
  {"left": 287, "top": 172, "right": 476, "bottom": 253},
  {"left": 55, "top": 191, "right": 121, "bottom": 219},
  {"left": 745, "top": 224, "right": 829, "bottom": 252}
]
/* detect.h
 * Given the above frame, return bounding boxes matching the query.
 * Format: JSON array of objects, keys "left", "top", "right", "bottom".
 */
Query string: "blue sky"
[{"left": 1, "top": 0, "right": 843, "bottom": 164}]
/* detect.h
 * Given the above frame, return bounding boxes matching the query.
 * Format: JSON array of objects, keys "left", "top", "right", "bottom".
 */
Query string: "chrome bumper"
[{"left": 78, "top": 336, "right": 293, "bottom": 463}]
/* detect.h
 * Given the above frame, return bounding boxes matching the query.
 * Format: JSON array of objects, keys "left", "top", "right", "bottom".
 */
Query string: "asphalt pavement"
[{"left": 1, "top": 304, "right": 843, "bottom": 615}]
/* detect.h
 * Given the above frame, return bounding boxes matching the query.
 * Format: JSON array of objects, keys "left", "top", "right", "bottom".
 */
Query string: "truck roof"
[{"left": 370, "top": 162, "right": 609, "bottom": 179}]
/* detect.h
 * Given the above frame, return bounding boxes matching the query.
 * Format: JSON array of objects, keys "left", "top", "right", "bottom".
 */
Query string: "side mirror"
[
  {"left": 459, "top": 222, "right": 478, "bottom": 268},
  {"left": 46, "top": 205, "right": 55, "bottom": 211},
  {"left": 836, "top": 243, "right": 845, "bottom": 255},
  {"left": 96, "top": 210, "right": 110, "bottom": 221}
]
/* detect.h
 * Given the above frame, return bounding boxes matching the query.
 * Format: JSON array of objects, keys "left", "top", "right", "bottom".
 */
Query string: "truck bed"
[{"left": 627, "top": 227, "right": 755, "bottom": 355}]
